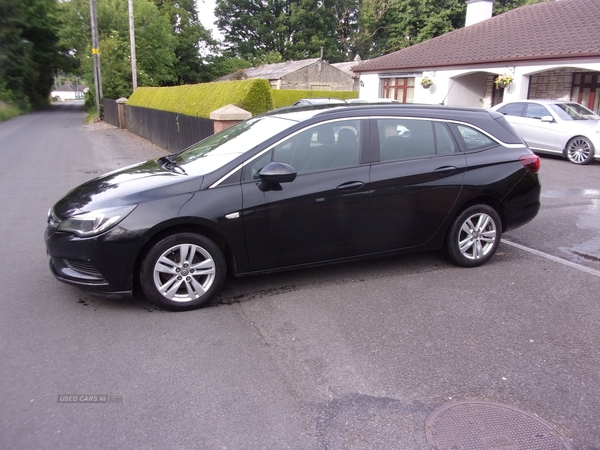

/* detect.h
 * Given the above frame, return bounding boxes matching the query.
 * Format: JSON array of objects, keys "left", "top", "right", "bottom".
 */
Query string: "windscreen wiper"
[{"left": 158, "top": 155, "right": 187, "bottom": 175}]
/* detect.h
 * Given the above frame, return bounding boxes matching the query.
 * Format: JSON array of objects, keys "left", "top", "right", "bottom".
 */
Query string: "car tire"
[
  {"left": 139, "top": 232, "right": 226, "bottom": 311},
  {"left": 444, "top": 205, "right": 502, "bottom": 268},
  {"left": 565, "top": 136, "right": 594, "bottom": 165}
]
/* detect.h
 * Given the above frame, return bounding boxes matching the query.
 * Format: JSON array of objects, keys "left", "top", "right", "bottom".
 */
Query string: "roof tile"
[{"left": 354, "top": 0, "right": 600, "bottom": 72}]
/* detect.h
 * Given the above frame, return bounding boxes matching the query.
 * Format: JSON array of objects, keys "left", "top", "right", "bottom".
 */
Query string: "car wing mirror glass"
[{"left": 540, "top": 115, "right": 554, "bottom": 123}]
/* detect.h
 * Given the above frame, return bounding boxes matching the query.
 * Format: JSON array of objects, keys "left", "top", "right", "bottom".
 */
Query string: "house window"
[
  {"left": 571, "top": 72, "right": 600, "bottom": 113},
  {"left": 310, "top": 84, "right": 330, "bottom": 91},
  {"left": 381, "top": 78, "right": 415, "bottom": 103}
]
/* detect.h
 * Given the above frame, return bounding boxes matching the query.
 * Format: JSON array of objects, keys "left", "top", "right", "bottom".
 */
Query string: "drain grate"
[{"left": 426, "top": 400, "right": 572, "bottom": 449}]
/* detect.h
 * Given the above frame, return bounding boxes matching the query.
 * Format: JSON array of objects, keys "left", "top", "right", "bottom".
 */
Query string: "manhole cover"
[{"left": 426, "top": 400, "right": 572, "bottom": 449}]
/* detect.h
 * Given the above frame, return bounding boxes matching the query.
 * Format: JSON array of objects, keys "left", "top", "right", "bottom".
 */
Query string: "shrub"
[
  {"left": 0, "top": 101, "right": 21, "bottom": 122},
  {"left": 126, "top": 79, "right": 273, "bottom": 118}
]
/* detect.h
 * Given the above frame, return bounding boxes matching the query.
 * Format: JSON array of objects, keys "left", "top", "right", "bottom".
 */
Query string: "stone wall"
[{"left": 528, "top": 68, "right": 595, "bottom": 100}]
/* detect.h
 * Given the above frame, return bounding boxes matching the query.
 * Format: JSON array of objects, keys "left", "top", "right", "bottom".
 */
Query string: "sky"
[{"left": 196, "top": 0, "right": 223, "bottom": 40}]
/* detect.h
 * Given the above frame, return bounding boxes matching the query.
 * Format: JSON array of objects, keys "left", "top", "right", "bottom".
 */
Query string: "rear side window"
[
  {"left": 452, "top": 124, "right": 496, "bottom": 151},
  {"left": 497, "top": 102, "right": 527, "bottom": 117},
  {"left": 378, "top": 119, "right": 458, "bottom": 162}
]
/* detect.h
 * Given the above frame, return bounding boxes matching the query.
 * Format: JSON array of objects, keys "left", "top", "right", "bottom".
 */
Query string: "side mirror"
[
  {"left": 540, "top": 115, "right": 554, "bottom": 123},
  {"left": 259, "top": 162, "right": 297, "bottom": 184}
]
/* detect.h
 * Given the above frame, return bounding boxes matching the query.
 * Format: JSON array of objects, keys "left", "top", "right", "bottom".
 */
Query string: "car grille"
[{"left": 63, "top": 259, "right": 105, "bottom": 281}]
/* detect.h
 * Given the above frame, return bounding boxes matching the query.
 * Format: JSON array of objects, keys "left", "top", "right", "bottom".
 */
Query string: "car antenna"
[{"left": 440, "top": 79, "right": 456, "bottom": 106}]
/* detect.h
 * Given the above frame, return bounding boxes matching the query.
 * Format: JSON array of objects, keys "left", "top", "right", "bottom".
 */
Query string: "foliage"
[
  {"left": 494, "top": 73, "right": 513, "bottom": 89},
  {"left": 0, "top": 0, "right": 76, "bottom": 110},
  {"left": 493, "top": 0, "right": 547, "bottom": 15},
  {"left": 271, "top": 89, "right": 358, "bottom": 108},
  {"left": 126, "top": 79, "right": 274, "bottom": 118},
  {"left": 420, "top": 76, "right": 433, "bottom": 88},
  {"left": 214, "top": 0, "right": 360, "bottom": 62},
  {"left": 57, "top": 0, "right": 210, "bottom": 101},
  {"left": 358, "top": 0, "right": 466, "bottom": 58},
  {"left": 151, "top": 0, "right": 215, "bottom": 85},
  {"left": 0, "top": 100, "right": 22, "bottom": 122},
  {"left": 199, "top": 55, "right": 254, "bottom": 82}
]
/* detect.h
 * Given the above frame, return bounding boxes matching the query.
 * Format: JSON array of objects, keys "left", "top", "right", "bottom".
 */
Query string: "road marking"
[{"left": 501, "top": 239, "right": 600, "bottom": 278}]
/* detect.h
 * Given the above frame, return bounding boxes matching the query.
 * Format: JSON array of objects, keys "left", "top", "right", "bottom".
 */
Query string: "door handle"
[
  {"left": 336, "top": 181, "right": 365, "bottom": 191},
  {"left": 434, "top": 166, "right": 457, "bottom": 175}
]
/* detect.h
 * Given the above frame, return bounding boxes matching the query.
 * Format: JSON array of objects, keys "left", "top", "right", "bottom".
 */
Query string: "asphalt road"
[{"left": 1, "top": 102, "right": 599, "bottom": 449}]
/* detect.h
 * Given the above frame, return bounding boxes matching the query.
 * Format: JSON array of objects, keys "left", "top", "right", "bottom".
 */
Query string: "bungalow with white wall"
[{"left": 353, "top": 0, "right": 600, "bottom": 113}]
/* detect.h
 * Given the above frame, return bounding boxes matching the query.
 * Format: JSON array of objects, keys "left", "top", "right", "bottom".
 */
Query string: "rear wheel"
[
  {"left": 444, "top": 205, "right": 501, "bottom": 267},
  {"left": 565, "top": 136, "right": 594, "bottom": 165},
  {"left": 140, "top": 233, "right": 226, "bottom": 311}
]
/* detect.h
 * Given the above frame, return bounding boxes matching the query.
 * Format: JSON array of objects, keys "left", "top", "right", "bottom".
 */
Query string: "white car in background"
[{"left": 491, "top": 100, "right": 600, "bottom": 164}]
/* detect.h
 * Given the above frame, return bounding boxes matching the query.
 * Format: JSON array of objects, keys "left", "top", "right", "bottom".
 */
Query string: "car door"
[
  {"left": 497, "top": 102, "right": 529, "bottom": 138},
  {"left": 521, "top": 103, "right": 562, "bottom": 152},
  {"left": 367, "top": 118, "right": 467, "bottom": 252},
  {"left": 241, "top": 119, "right": 372, "bottom": 271}
]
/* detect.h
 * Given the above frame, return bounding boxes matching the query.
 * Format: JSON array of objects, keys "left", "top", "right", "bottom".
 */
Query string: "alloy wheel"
[
  {"left": 457, "top": 212, "right": 497, "bottom": 260},
  {"left": 152, "top": 243, "right": 216, "bottom": 302}
]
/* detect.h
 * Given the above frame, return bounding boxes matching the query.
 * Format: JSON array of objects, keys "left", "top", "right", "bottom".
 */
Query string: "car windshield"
[
  {"left": 173, "top": 116, "right": 297, "bottom": 174},
  {"left": 548, "top": 103, "right": 600, "bottom": 121}
]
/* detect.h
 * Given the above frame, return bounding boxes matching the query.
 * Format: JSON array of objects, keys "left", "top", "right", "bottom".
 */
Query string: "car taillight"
[{"left": 519, "top": 154, "right": 540, "bottom": 173}]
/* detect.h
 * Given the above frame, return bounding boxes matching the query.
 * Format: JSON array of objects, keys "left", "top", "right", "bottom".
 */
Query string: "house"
[
  {"left": 51, "top": 82, "right": 88, "bottom": 101},
  {"left": 332, "top": 55, "right": 365, "bottom": 91},
  {"left": 353, "top": 0, "right": 600, "bottom": 113},
  {"left": 217, "top": 58, "right": 356, "bottom": 91}
]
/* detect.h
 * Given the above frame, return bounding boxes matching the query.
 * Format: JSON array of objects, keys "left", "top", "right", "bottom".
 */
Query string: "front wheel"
[
  {"left": 444, "top": 205, "right": 501, "bottom": 267},
  {"left": 565, "top": 136, "right": 594, "bottom": 165},
  {"left": 140, "top": 233, "right": 226, "bottom": 311}
]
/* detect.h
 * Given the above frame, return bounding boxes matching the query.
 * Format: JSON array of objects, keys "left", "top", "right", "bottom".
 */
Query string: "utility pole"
[
  {"left": 90, "top": 0, "right": 103, "bottom": 115},
  {"left": 128, "top": 0, "right": 137, "bottom": 91}
]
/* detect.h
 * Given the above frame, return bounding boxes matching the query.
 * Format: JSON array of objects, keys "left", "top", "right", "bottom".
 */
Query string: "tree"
[
  {"left": 0, "top": 0, "right": 75, "bottom": 109},
  {"left": 358, "top": 0, "right": 466, "bottom": 58},
  {"left": 57, "top": 0, "right": 177, "bottom": 100},
  {"left": 152, "top": 0, "right": 215, "bottom": 85},
  {"left": 214, "top": 0, "right": 357, "bottom": 63},
  {"left": 358, "top": 0, "right": 548, "bottom": 59}
]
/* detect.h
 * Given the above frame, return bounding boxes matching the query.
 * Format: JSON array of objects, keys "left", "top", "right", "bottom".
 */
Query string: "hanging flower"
[
  {"left": 495, "top": 74, "right": 513, "bottom": 90},
  {"left": 421, "top": 76, "right": 434, "bottom": 89}
]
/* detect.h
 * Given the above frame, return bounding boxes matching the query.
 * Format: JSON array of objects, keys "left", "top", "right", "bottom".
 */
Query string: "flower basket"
[
  {"left": 421, "top": 77, "right": 434, "bottom": 89},
  {"left": 495, "top": 74, "right": 513, "bottom": 90}
]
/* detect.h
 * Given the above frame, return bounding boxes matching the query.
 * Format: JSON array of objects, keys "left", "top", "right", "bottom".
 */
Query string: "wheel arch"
[
  {"left": 132, "top": 221, "right": 238, "bottom": 294},
  {"left": 450, "top": 195, "right": 507, "bottom": 232}
]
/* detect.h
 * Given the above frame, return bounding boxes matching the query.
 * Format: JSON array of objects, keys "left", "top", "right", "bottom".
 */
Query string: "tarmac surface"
[{"left": 1, "top": 101, "right": 599, "bottom": 449}]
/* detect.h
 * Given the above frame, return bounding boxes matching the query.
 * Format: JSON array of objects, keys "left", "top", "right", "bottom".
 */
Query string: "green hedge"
[
  {"left": 126, "top": 79, "right": 274, "bottom": 118},
  {"left": 271, "top": 89, "right": 358, "bottom": 108},
  {"left": 126, "top": 80, "right": 359, "bottom": 118}
]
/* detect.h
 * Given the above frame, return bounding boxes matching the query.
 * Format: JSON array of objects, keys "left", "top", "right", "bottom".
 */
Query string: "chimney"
[{"left": 465, "top": 0, "right": 493, "bottom": 26}]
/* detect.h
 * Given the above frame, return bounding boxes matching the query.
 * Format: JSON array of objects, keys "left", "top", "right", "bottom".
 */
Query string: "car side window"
[
  {"left": 242, "top": 120, "right": 361, "bottom": 181},
  {"left": 434, "top": 122, "right": 459, "bottom": 155},
  {"left": 452, "top": 124, "right": 496, "bottom": 151},
  {"left": 497, "top": 102, "right": 527, "bottom": 117},
  {"left": 379, "top": 119, "right": 443, "bottom": 162},
  {"left": 525, "top": 103, "right": 551, "bottom": 120}
]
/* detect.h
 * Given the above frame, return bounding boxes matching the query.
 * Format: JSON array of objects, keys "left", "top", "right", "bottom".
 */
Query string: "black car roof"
[{"left": 266, "top": 103, "right": 520, "bottom": 144}]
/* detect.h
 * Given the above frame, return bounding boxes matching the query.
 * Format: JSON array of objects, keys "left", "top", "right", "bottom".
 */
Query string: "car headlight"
[{"left": 57, "top": 205, "right": 137, "bottom": 237}]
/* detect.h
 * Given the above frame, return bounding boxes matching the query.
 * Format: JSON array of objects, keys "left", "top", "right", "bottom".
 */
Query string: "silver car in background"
[{"left": 491, "top": 100, "right": 600, "bottom": 164}]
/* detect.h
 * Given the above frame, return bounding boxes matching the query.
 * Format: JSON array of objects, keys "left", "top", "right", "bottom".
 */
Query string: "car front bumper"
[{"left": 44, "top": 225, "right": 146, "bottom": 297}]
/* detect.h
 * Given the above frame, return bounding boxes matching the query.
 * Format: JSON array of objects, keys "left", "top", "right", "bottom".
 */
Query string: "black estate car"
[{"left": 45, "top": 104, "right": 541, "bottom": 310}]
